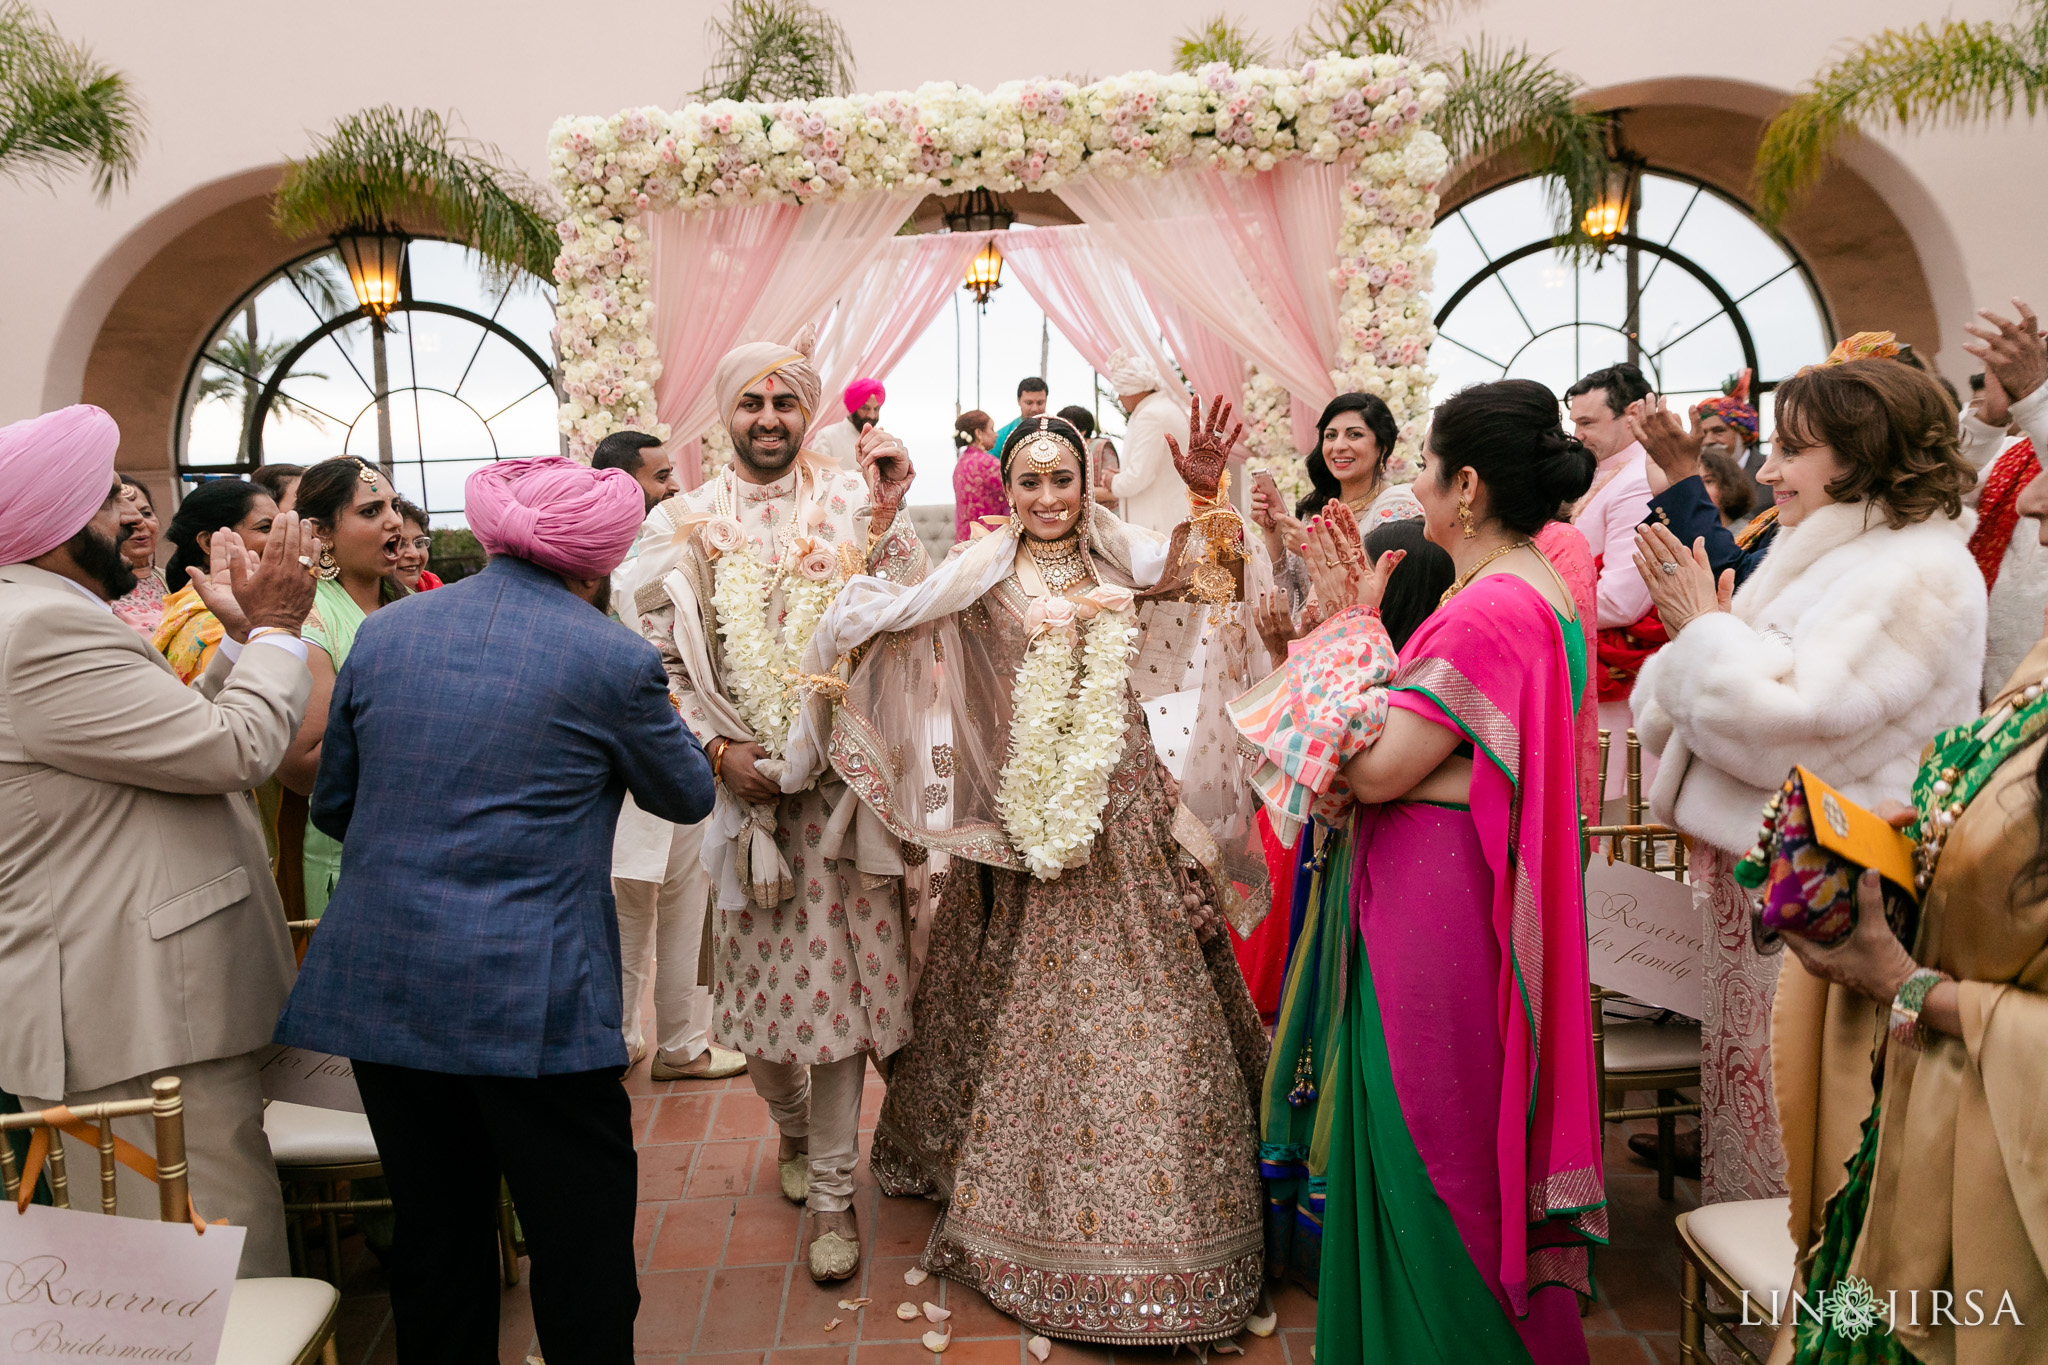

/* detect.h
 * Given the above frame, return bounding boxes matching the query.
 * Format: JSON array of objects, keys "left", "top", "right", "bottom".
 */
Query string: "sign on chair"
[
  {"left": 254, "top": 1046, "right": 365, "bottom": 1114},
  {"left": 0, "top": 1204, "right": 243, "bottom": 1364},
  {"left": 1584, "top": 857, "right": 1704, "bottom": 1019}
]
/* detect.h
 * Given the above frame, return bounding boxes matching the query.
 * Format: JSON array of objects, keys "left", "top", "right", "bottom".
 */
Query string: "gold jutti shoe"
[{"left": 807, "top": 1229, "right": 859, "bottom": 1283}]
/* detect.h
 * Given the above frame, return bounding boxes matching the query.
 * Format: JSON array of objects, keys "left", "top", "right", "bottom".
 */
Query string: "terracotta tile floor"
[{"left": 322, "top": 1056, "right": 1700, "bottom": 1364}]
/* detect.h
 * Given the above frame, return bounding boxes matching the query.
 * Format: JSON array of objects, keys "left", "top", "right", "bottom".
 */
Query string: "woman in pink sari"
[{"left": 1310, "top": 380, "right": 1605, "bottom": 1363}]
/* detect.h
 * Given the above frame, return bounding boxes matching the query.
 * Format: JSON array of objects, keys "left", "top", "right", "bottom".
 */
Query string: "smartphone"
[{"left": 1250, "top": 468, "right": 1280, "bottom": 507}]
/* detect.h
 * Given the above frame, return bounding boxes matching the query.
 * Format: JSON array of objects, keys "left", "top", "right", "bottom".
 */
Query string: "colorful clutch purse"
[{"left": 1731, "top": 766, "right": 1918, "bottom": 947}]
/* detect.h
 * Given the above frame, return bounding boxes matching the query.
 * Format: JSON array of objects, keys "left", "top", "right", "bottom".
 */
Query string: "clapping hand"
[
  {"left": 1631, "top": 522, "right": 1730, "bottom": 633},
  {"left": 1252, "top": 590, "right": 1299, "bottom": 659},
  {"left": 857, "top": 425, "right": 915, "bottom": 516},
  {"left": 1166, "top": 395, "right": 1241, "bottom": 499},
  {"left": 1962, "top": 298, "right": 2046, "bottom": 407},
  {"left": 1304, "top": 501, "right": 1404, "bottom": 616},
  {"left": 188, "top": 512, "right": 317, "bottom": 644},
  {"left": 1627, "top": 396, "right": 1704, "bottom": 497}
]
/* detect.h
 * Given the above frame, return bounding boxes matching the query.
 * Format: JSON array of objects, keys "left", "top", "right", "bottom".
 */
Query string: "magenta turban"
[
  {"left": 0, "top": 404, "right": 120, "bottom": 566},
  {"left": 842, "top": 378, "right": 885, "bottom": 415},
  {"left": 464, "top": 456, "right": 645, "bottom": 579}
]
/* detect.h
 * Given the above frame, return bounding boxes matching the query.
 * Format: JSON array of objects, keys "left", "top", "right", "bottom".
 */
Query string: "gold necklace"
[
  {"left": 1342, "top": 479, "right": 1383, "bottom": 518},
  {"left": 1025, "top": 533, "right": 1091, "bottom": 593},
  {"left": 1438, "top": 539, "right": 1532, "bottom": 607}
]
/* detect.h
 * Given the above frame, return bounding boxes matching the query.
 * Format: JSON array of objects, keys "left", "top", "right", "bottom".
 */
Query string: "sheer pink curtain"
[
  {"left": 650, "top": 191, "right": 919, "bottom": 486},
  {"left": 808, "top": 230, "right": 992, "bottom": 442},
  {"left": 1140, "top": 280, "right": 1246, "bottom": 419},
  {"left": 999, "top": 226, "right": 1186, "bottom": 410},
  {"left": 1058, "top": 165, "right": 1344, "bottom": 430}
]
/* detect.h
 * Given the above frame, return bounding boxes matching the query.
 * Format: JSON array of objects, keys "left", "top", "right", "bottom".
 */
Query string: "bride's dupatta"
[{"left": 1386, "top": 572, "right": 1606, "bottom": 1307}]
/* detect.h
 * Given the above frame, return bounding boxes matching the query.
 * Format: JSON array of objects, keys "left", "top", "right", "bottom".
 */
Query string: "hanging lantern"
[
  {"left": 1582, "top": 131, "right": 1642, "bottom": 252},
  {"left": 333, "top": 231, "right": 409, "bottom": 320},
  {"left": 964, "top": 241, "right": 1005, "bottom": 309}
]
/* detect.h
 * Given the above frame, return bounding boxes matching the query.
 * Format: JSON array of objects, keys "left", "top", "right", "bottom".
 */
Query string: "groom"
[
  {"left": 276, "top": 457, "right": 715, "bottom": 1364},
  {"left": 632, "top": 332, "right": 925, "bottom": 1282}
]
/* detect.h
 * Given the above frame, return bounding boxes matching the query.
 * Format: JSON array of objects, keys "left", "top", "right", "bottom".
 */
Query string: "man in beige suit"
[{"left": 0, "top": 405, "right": 317, "bottom": 1276}]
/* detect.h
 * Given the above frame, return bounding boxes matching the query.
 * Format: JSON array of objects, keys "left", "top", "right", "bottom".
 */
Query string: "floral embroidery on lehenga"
[{"left": 866, "top": 576, "right": 1268, "bottom": 1345}]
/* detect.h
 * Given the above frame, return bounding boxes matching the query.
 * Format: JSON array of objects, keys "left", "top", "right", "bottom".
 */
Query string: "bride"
[{"left": 779, "top": 407, "right": 1270, "bottom": 1345}]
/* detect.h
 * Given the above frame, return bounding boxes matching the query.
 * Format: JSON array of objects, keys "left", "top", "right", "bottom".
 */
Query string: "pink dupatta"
[
  {"left": 1385, "top": 572, "right": 1605, "bottom": 1307},
  {"left": 1533, "top": 520, "right": 1600, "bottom": 827}
]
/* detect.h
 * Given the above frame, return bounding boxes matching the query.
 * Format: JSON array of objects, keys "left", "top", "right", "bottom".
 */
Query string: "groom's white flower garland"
[
  {"left": 548, "top": 54, "right": 1447, "bottom": 465},
  {"left": 995, "top": 606, "right": 1138, "bottom": 879},
  {"left": 708, "top": 538, "right": 840, "bottom": 758}
]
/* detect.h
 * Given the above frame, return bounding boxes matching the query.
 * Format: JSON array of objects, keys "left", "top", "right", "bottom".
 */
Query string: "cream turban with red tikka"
[
  {"left": 464, "top": 456, "right": 645, "bottom": 579},
  {"left": 0, "top": 405, "right": 120, "bottom": 566},
  {"left": 712, "top": 327, "right": 823, "bottom": 429}
]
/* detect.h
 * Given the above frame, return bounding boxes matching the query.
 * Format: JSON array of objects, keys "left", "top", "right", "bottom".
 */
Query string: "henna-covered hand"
[{"left": 1165, "top": 394, "right": 1241, "bottom": 499}]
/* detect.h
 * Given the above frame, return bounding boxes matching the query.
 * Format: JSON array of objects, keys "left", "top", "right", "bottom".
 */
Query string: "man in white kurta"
[
  {"left": 635, "top": 334, "right": 925, "bottom": 1283},
  {"left": 1096, "top": 349, "right": 1189, "bottom": 537}
]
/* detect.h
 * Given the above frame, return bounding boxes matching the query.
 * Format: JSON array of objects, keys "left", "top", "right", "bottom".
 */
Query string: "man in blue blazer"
[{"left": 276, "top": 458, "right": 714, "bottom": 1365}]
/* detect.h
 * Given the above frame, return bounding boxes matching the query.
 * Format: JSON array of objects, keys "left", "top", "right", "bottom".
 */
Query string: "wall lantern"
[{"left": 334, "top": 231, "right": 409, "bottom": 323}]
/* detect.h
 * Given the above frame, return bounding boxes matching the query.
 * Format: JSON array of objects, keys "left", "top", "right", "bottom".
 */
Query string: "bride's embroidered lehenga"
[{"left": 778, "top": 417, "right": 1272, "bottom": 1345}]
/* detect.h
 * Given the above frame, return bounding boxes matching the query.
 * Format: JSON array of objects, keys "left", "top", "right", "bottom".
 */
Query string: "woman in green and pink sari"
[{"left": 1246, "top": 379, "right": 1605, "bottom": 1362}]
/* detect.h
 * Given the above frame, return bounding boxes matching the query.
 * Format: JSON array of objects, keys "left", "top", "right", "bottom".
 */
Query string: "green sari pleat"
[
  {"left": 1318, "top": 933, "right": 1534, "bottom": 1364},
  {"left": 1259, "top": 823, "right": 1352, "bottom": 1288},
  {"left": 1788, "top": 1103, "right": 1909, "bottom": 1365}
]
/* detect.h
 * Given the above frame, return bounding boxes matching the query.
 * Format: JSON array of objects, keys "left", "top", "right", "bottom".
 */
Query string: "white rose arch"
[{"left": 547, "top": 55, "right": 1448, "bottom": 490}]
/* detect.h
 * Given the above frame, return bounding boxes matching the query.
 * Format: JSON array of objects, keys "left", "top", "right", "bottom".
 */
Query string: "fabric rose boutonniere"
[
  {"left": 795, "top": 538, "right": 837, "bottom": 583},
  {"left": 703, "top": 515, "right": 746, "bottom": 560}
]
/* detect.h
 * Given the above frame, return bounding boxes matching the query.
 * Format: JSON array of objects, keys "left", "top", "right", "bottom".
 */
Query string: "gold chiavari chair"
[
  {"left": 1584, "top": 731, "right": 1703, "bottom": 1202},
  {"left": 274, "top": 920, "right": 520, "bottom": 1288},
  {"left": 1676, "top": 1197, "right": 1796, "bottom": 1364},
  {"left": 0, "top": 1076, "right": 341, "bottom": 1365}
]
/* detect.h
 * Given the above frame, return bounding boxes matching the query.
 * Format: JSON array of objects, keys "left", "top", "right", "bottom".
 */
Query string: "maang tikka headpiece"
[{"left": 1017, "top": 431, "right": 1065, "bottom": 476}]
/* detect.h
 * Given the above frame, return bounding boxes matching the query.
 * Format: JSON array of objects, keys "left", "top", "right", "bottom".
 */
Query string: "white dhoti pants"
[
  {"left": 743, "top": 1053, "right": 867, "bottom": 1214},
  {"left": 615, "top": 819, "right": 713, "bottom": 1061},
  {"left": 27, "top": 1048, "right": 289, "bottom": 1278}
]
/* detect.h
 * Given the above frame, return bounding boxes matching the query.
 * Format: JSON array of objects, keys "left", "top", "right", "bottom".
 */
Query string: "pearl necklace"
[{"left": 1025, "top": 533, "right": 1091, "bottom": 594}]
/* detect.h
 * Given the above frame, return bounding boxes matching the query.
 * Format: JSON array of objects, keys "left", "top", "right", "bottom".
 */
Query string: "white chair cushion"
[
  {"left": 217, "top": 1277, "right": 338, "bottom": 1365},
  {"left": 263, "top": 1101, "right": 379, "bottom": 1166},
  {"left": 1603, "top": 1020, "right": 1702, "bottom": 1074},
  {"left": 1689, "top": 1197, "right": 1795, "bottom": 1317}
]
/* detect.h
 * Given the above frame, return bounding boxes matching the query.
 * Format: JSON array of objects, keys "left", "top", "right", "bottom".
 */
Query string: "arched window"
[
  {"left": 1430, "top": 172, "right": 1832, "bottom": 440},
  {"left": 176, "top": 240, "right": 559, "bottom": 522}
]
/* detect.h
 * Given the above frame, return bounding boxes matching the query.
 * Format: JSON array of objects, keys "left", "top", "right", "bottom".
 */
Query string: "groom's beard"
[{"left": 70, "top": 522, "right": 137, "bottom": 600}]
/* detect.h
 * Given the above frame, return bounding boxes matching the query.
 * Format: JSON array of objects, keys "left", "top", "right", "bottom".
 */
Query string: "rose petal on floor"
[
  {"left": 824, "top": 1318, "right": 841, "bottom": 1332},
  {"left": 838, "top": 1297, "right": 870, "bottom": 1310},
  {"left": 1245, "top": 1310, "right": 1278, "bottom": 1338},
  {"left": 896, "top": 1302, "right": 922, "bottom": 1320},
  {"left": 1215, "top": 1341, "right": 1244, "bottom": 1355},
  {"left": 922, "top": 1328, "right": 952, "bottom": 1353},
  {"left": 904, "top": 1267, "right": 930, "bottom": 1286},
  {"left": 1027, "top": 1336, "right": 1052, "bottom": 1361},
  {"left": 923, "top": 1301, "right": 951, "bottom": 1322}
]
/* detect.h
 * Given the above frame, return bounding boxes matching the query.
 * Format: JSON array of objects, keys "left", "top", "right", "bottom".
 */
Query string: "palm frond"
[
  {"left": 694, "top": 0, "right": 854, "bottom": 103},
  {"left": 271, "top": 106, "right": 562, "bottom": 285},
  {"left": 1291, "top": 0, "right": 1437, "bottom": 60},
  {"left": 1173, "top": 15, "right": 1272, "bottom": 73},
  {"left": 1754, "top": 7, "right": 2048, "bottom": 223},
  {"left": 1435, "top": 39, "right": 1613, "bottom": 247},
  {"left": 0, "top": 0, "right": 143, "bottom": 199}
]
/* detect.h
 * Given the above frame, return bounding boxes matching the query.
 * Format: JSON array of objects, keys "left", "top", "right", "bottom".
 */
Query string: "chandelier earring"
[
  {"left": 1456, "top": 498, "right": 1477, "bottom": 539},
  {"left": 316, "top": 545, "right": 342, "bottom": 580}
]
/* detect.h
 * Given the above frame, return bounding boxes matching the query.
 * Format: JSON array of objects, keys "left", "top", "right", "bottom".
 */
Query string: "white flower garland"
[
  {"left": 548, "top": 54, "right": 1447, "bottom": 462},
  {"left": 994, "top": 607, "right": 1137, "bottom": 879},
  {"left": 709, "top": 545, "right": 840, "bottom": 757}
]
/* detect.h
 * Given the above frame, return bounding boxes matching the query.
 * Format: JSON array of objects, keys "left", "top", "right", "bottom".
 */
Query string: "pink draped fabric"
[
  {"left": 998, "top": 226, "right": 1186, "bottom": 410},
  {"left": 649, "top": 192, "right": 918, "bottom": 487},
  {"left": 808, "top": 231, "right": 992, "bottom": 446},
  {"left": 1059, "top": 166, "right": 1340, "bottom": 430},
  {"left": 1139, "top": 280, "right": 1246, "bottom": 426},
  {"left": 1533, "top": 521, "right": 1601, "bottom": 827},
  {"left": 1382, "top": 573, "right": 1604, "bottom": 1310}
]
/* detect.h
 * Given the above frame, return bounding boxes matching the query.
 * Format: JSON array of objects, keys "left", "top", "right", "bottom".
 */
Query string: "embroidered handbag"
[{"left": 1731, "top": 765, "right": 1918, "bottom": 948}]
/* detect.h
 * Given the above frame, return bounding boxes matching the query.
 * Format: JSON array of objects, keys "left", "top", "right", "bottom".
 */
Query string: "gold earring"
[
  {"left": 317, "top": 546, "right": 342, "bottom": 580},
  {"left": 1457, "top": 499, "right": 1476, "bottom": 538}
]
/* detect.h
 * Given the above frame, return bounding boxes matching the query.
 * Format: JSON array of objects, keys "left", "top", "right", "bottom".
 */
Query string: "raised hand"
[
  {"left": 1962, "top": 298, "right": 2046, "bottom": 405},
  {"left": 1627, "top": 396, "right": 1702, "bottom": 497},
  {"left": 857, "top": 425, "right": 915, "bottom": 516},
  {"left": 1252, "top": 589, "right": 1299, "bottom": 659},
  {"left": 193, "top": 511, "right": 318, "bottom": 643},
  {"left": 1165, "top": 394, "right": 1242, "bottom": 499},
  {"left": 1303, "top": 501, "right": 1368, "bottom": 614},
  {"left": 1632, "top": 522, "right": 1730, "bottom": 634}
]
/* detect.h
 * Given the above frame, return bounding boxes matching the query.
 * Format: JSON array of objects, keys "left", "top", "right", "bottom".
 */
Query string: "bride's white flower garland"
[
  {"left": 995, "top": 606, "right": 1138, "bottom": 879},
  {"left": 709, "top": 543, "right": 839, "bottom": 758}
]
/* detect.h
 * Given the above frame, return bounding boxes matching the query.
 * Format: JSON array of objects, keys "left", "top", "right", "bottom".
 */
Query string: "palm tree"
[
  {"left": 1174, "top": 2, "right": 1614, "bottom": 248},
  {"left": 693, "top": 0, "right": 855, "bottom": 104},
  {"left": 1174, "top": 14, "right": 1274, "bottom": 71},
  {"left": 197, "top": 258, "right": 353, "bottom": 462},
  {"left": 0, "top": 0, "right": 143, "bottom": 199},
  {"left": 272, "top": 106, "right": 561, "bottom": 464},
  {"left": 1753, "top": 0, "right": 2048, "bottom": 223}
]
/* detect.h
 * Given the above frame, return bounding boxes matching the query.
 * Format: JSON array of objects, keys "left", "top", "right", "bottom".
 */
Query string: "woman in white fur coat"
[{"left": 1630, "top": 356, "right": 1985, "bottom": 1210}]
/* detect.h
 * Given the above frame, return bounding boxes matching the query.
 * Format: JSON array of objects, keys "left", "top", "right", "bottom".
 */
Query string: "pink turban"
[
  {"left": 0, "top": 405, "right": 120, "bottom": 566},
  {"left": 843, "top": 378, "right": 885, "bottom": 415},
  {"left": 464, "top": 456, "right": 645, "bottom": 579}
]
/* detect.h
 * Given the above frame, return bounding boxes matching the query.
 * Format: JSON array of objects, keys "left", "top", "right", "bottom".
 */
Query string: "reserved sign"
[
  {"left": 254, "top": 1046, "right": 365, "bottom": 1114},
  {"left": 0, "top": 1204, "right": 243, "bottom": 1364},
  {"left": 1584, "top": 857, "right": 1704, "bottom": 1019}
]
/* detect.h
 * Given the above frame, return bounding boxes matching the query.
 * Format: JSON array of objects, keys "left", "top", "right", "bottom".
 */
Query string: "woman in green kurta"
[{"left": 277, "top": 457, "right": 408, "bottom": 918}]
